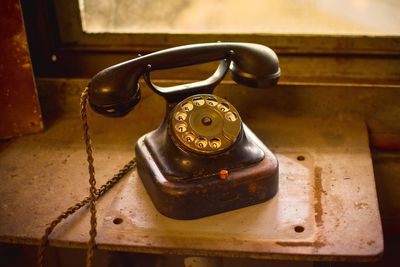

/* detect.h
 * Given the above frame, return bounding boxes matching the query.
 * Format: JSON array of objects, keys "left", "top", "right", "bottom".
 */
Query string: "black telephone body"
[{"left": 88, "top": 43, "right": 280, "bottom": 219}]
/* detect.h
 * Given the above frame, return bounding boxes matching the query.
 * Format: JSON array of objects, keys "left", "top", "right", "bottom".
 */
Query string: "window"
[
  {"left": 22, "top": 0, "right": 400, "bottom": 85},
  {"left": 80, "top": 0, "right": 400, "bottom": 35}
]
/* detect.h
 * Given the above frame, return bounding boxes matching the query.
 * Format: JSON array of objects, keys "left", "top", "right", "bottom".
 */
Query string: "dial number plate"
[{"left": 170, "top": 94, "right": 241, "bottom": 154}]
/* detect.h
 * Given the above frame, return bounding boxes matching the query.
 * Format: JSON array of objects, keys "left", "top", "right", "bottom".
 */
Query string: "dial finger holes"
[
  {"left": 209, "top": 138, "right": 222, "bottom": 149},
  {"left": 192, "top": 96, "right": 205, "bottom": 106},
  {"left": 225, "top": 111, "right": 238, "bottom": 122},
  {"left": 181, "top": 101, "right": 193, "bottom": 112},
  {"left": 217, "top": 102, "right": 230, "bottom": 112},
  {"left": 175, "top": 111, "right": 187, "bottom": 121},
  {"left": 195, "top": 137, "right": 208, "bottom": 149},
  {"left": 206, "top": 97, "right": 218, "bottom": 107},
  {"left": 171, "top": 94, "right": 241, "bottom": 155},
  {"left": 184, "top": 132, "right": 195, "bottom": 143},
  {"left": 175, "top": 122, "right": 187, "bottom": 133}
]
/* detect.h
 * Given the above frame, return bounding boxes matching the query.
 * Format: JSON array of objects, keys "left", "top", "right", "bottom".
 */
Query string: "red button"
[{"left": 219, "top": 169, "right": 229, "bottom": 180}]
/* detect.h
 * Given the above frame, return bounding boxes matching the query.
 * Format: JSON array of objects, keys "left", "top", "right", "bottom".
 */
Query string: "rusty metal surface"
[
  {"left": 101, "top": 151, "right": 314, "bottom": 250},
  {"left": 98, "top": 119, "right": 382, "bottom": 261},
  {"left": 0, "top": 0, "right": 43, "bottom": 139},
  {"left": 0, "top": 80, "right": 383, "bottom": 261}
]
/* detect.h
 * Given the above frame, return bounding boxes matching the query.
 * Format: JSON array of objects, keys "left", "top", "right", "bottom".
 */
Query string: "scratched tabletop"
[{"left": 0, "top": 81, "right": 383, "bottom": 261}]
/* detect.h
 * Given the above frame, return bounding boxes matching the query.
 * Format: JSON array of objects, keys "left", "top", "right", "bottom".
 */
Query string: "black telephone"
[{"left": 88, "top": 42, "right": 280, "bottom": 219}]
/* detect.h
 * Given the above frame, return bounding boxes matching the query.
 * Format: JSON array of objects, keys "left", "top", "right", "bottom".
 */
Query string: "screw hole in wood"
[
  {"left": 113, "top": 217, "right": 123, "bottom": 225},
  {"left": 294, "top": 225, "right": 305, "bottom": 233}
]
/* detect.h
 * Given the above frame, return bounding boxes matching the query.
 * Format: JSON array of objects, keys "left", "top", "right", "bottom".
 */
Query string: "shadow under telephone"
[{"left": 88, "top": 42, "right": 281, "bottom": 219}]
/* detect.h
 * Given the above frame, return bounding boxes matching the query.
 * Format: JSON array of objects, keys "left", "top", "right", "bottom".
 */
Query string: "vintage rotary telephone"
[{"left": 88, "top": 42, "right": 280, "bottom": 219}]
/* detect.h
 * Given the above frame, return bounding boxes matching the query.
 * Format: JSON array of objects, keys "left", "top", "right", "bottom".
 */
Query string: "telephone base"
[{"left": 135, "top": 128, "right": 278, "bottom": 220}]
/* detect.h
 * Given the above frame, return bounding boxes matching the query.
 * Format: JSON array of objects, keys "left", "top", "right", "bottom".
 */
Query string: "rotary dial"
[{"left": 170, "top": 94, "right": 241, "bottom": 154}]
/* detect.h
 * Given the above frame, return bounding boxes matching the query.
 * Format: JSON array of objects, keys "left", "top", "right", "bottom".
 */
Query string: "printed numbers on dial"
[{"left": 171, "top": 95, "right": 241, "bottom": 154}]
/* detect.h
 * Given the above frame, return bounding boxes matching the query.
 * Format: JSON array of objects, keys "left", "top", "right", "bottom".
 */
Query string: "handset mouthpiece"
[{"left": 88, "top": 61, "right": 142, "bottom": 117}]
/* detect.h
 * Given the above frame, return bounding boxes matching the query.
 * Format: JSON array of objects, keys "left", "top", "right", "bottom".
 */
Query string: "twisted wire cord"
[
  {"left": 80, "top": 87, "right": 97, "bottom": 266},
  {"left": 37, "top": 87, "right": 136, "bottom": 267}
]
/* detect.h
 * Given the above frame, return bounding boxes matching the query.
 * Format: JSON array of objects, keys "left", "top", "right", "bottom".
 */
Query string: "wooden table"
[{"left": 0, "top": 83, "right": 383, "bottom": 262}]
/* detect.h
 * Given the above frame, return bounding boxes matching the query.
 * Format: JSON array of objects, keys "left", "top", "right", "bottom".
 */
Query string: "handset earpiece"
[{"left": 229, "top": 44, "right": 280, "bottom": 88}]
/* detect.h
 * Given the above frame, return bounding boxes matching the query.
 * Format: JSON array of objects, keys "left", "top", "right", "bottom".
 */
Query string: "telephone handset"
[{"left": 88, "top": 42, "right": 280, "bottom": 219}]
